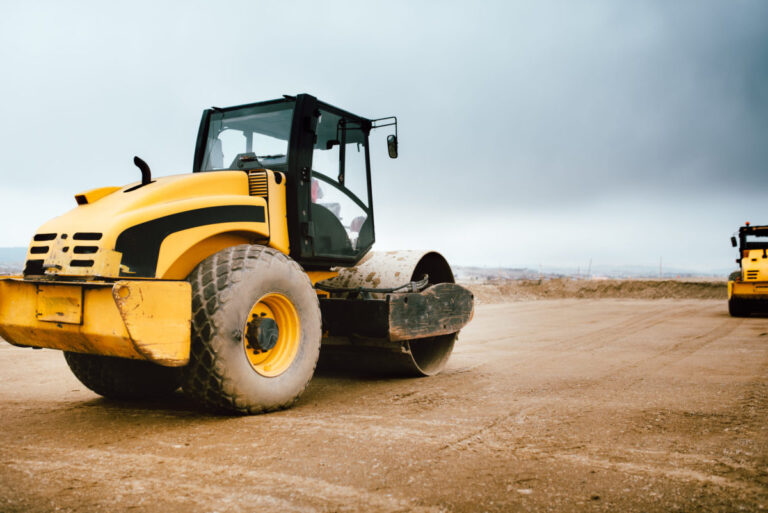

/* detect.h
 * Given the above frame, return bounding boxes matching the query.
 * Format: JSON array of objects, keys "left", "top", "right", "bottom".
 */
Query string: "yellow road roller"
[
  {"left": 728, "top": 222, "right": 768, "bottom": 317},
  {"left": 0, "top": 94, "right": 474, "bottom": 413}
]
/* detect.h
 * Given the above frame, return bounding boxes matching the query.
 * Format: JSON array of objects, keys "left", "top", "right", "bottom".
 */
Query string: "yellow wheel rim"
[{"left": 243, "top": 293, "right": 300, "bottom": 377}]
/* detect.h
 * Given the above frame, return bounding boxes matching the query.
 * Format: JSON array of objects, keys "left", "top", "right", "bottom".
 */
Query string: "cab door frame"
[{"left": 288, "top": 94, "right": 375, "bottom": 269}]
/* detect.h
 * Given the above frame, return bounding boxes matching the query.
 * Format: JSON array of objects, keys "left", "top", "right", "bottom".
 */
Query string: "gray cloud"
[
  {"left": 0, "top": 0, "right": 765, "bottom": 269},
  {"left": 387, "top": 2, "right": 768, "bottom": 211}
]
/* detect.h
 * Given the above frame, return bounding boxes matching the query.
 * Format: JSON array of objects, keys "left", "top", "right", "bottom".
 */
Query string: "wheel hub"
[
  {"left": 242, "top": 293, "right": 300, "bottom": 377},
  {"left": 245, "top": 316, "right": 279, "bottom": 353}
]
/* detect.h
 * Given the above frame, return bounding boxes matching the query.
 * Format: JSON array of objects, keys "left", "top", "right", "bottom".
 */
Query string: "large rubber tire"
[
  {"left": 728, "top": 271, "right": 741, "bottom": 281},
  {"left": 182, "top": 245, "right": 321, "bottom": 414},
  {"left": 63, "top": 352, "right": 183, "bottom": 400},
  {"left": 728, "top": 297, "right": 750, "bottom": 317}
]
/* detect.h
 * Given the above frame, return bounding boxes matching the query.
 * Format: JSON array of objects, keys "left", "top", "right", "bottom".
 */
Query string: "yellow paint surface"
[
  {"left": 0, "top": 277, "right": 190, "bottom": 367},
  {"left": 35, "top": 284, "right": 83, "bottom": 324}
]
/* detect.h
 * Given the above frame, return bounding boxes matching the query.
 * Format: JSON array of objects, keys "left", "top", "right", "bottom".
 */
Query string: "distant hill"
[{"left": 454, "top": 264, "right": 732, "bottom": 281}]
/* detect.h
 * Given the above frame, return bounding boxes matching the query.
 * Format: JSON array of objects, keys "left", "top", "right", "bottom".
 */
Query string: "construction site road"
[{"left": 1, "top": 298, "right": 766, "bottom": 512}]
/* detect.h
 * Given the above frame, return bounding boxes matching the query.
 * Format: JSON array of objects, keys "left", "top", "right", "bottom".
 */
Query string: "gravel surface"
[{"left": 1, "top": 298, "right": 767, "bottom": 512}]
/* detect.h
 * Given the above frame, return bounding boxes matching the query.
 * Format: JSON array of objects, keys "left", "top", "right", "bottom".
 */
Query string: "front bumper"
[
  {"left": 0, "top": 276, "right": 191, "bottom": 367},
  {"left": 729, "top": 280, "right": 768, "bottom": 301}
]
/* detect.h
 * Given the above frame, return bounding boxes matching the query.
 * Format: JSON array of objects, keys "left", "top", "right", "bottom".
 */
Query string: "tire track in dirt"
[
  {"left": 458, "top": 302, "right": 706, "bottom": 377},
  {"left": 548, "top": 450, "right": 767, "bottom": 494},
  {"left": 549, "top": 302, "right": 707, "bottom": 354},
  {"left": 492, "top": 303, "right": 741, "bottom": 407},
  {"left": 423, "top": 303, "right": 710, "bottom": 447},
  {"left": 434, "top": 407, "right": 768, "bottom": 500},
  {"left": 434, "top": 303, "right": 755, "bottom": 476},
  {"left": 532, "top": 307, "right": 768, "bottom": 492},
  {"left": 462, "top": 302, "right": 675, "bottom": 351},
  {"left": 0, "top": 446, "right": 443, "bottom": 513},
  {"left": 2, "top": 300, "right": 765, "bottom": 512},
  {"left": 597, "top": 308, "right": 742, "bottom": 383}
]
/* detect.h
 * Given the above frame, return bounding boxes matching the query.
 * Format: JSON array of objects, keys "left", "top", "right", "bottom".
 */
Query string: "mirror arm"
[
  {"left": 372, "top": 116, "right": 399, "bottom": 159},
  {"left": 371, "top": 116, "right": 398, "bottom": 139}
]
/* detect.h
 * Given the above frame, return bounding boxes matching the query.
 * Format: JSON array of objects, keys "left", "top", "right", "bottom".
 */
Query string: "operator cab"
[
  {"left": 732, "top": 224, "right": 768, "bottom": 267},
  {"left": 192, "top": 94, "right": 391, "bottom": 269}
]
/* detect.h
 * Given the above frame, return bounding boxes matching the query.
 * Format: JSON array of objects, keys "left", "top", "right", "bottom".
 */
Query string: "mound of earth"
[
  {"left": 464, "top": 278, "right": 726, "bottom": 304},
  {"left": 0, "top": 264, "right": 22, "bottom": 275}
]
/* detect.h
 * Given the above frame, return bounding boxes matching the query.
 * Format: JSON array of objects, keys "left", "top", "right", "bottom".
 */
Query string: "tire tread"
[
  {"left": 182, "top": 245, "right": 320, "bottom": 414},
  {"left": 64, "top": 352, "right": 182, "bottom": 400}
]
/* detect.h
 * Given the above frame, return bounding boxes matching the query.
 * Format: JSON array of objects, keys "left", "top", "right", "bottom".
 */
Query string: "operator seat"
[{"left": 310, "top": 203, "right": 351, "bottom": 255}]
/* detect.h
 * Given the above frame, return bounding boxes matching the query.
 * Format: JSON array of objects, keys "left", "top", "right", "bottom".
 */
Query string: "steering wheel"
[
  {"left": 310, "top": 171, "right": 369, "bottom": 214},
  {"left": 231, "top": 152, "right": 263, "bottom": 170}
]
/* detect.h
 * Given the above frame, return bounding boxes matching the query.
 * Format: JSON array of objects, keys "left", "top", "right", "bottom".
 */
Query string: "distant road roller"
[
  {"left": 728, "top": 222, "right": 768, "bottom": 317},
  {"left": 0, "top": 94, "right": 473, "bottom": 414}
]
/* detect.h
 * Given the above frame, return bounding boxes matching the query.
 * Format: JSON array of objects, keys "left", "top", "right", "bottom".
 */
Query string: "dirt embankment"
[{"left": 464, "top": 278, "right": 727, "bottom": 304}]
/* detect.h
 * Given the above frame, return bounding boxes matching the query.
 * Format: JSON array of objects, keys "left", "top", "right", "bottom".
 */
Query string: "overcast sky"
[{"left": 1, "top": 1, "right": 766, "bottom": 272}]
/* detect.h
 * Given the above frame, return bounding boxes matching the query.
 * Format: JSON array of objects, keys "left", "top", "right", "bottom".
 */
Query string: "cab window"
[
  {"left": 310, "top": 110, "right": 372, "bottom": 258},
  {"left": 200, "top": 102, "right": 294, "bottom": 172}
]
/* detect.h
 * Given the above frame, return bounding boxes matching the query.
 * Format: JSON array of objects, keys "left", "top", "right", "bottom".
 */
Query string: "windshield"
[
  {"left": 200, "top": 101, "right": 294, "bottom": 171},
  {"left": 745, "top": 234, "right": 768, "bottom": 250}
]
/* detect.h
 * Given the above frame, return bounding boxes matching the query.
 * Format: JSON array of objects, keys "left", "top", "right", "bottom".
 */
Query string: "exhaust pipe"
[{"left": 133, "top": 156, "right": 152, "bottom": 185}]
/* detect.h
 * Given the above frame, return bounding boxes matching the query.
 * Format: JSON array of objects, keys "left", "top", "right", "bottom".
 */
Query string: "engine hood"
[{"left": 24, "top": 171, "right": 269, "bottom": 279}]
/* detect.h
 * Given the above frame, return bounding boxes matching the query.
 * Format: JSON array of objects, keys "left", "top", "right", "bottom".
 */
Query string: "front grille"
[
  {"left": 23, "top": 259, "right": 45, "bottom": 275},
  {"left": 248, "top": 171, "right": 268, "bottom": 198},
  {"left": 746, "top": 270, "right": 759, "bottom": 280},
  {"left": 23, "top": 232, "right": 103, "bottom": 275},
  {"left": 73, "top": 232, "right": 102, "bottom": 241},
  {"left": 73, "top": 246, "right": 98, "bottom": 254}
]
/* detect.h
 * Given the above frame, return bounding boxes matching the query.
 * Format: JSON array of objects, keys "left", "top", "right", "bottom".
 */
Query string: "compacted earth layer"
[
  {"left": 0, "top": 292, "right": 766, "bottom": 512},
  {"left": 466, "top": 278, "right": 726, "bottom": 304}
]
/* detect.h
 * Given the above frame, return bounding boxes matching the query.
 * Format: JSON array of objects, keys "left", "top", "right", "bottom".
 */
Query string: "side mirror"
[
  {"left": 387, "top": 135, "right": 398, "bottom": 159},
  {"left": 731, "top": 236, "right": 738, "bottom": 247}
]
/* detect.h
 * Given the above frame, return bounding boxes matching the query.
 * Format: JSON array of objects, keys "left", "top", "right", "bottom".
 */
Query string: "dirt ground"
[
  {"left": 1, "top": 296, "right": 767, "bottom": 512},
  {"left": 467, "top": 278, "right": 727, "bottom": 304}
]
